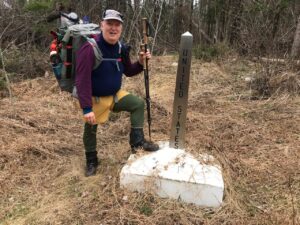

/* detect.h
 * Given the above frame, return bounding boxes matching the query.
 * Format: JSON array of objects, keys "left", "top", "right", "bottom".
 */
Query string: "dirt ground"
[{"left": 0, "top": 56, "right": 299, "bottom": 225}]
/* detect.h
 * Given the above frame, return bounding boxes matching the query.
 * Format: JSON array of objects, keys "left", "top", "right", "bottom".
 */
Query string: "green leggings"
[{"left": 83, "top": 94, "right": 144, "bottom": 153}]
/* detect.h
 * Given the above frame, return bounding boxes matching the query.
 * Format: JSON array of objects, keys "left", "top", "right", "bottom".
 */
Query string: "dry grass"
[{"left": 0, "top": 56, "right": 299, "bottom": 225}]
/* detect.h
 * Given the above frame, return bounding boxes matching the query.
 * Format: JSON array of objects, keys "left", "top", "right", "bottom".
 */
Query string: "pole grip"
[
  {"left": 140, "top": 43, "right": 145, "bottom": 52},
  {"left": 142, "top": 18, "right": 148, "bottom": 46},
  {"left": 140, "top": 44, "right": 147, "bottom": 66}
]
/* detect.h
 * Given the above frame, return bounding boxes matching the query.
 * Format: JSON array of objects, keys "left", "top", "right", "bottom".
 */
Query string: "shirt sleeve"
[
  {"left": 75, "top": 42, "right": 95, "bottom": 110},
  {"left": 122, "top": 46, "right": 143, "bottom": 76}
]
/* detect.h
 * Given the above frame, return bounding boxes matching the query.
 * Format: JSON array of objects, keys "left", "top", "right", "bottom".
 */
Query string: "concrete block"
[{"left": 120, "top": 142, "right": 224, "bottom": 207}]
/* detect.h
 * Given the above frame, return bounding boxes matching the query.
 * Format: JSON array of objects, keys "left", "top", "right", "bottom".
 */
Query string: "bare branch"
[{"left": 151, "top": 1, "right": 164, "bottom": 53}]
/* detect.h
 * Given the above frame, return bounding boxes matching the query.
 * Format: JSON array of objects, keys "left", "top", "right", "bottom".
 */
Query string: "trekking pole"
[{"left": 141, "top": 17, "right": 152, "bottom": 140}]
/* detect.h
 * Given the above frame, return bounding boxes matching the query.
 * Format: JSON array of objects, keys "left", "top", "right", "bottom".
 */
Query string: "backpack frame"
[{"left": 50, "top": 23, "right": 102, "bottom": 94}]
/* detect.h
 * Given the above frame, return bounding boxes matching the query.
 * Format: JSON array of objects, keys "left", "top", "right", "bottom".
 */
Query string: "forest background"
[{"left": 0, "top": 0, "right": 300, "bottom": 86}]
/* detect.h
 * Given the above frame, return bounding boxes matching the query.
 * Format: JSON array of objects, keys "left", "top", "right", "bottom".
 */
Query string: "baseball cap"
[{"left": 102, "top": 9, "right": 123, "bottom": 23}]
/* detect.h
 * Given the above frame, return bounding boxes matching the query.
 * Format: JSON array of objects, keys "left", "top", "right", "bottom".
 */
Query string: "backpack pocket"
[{"left": 51, "top": 62, "right": 62, "bottom": 80}]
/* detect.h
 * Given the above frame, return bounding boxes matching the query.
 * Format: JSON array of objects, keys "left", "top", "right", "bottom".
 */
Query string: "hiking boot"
[
  {"left": 131, "top": 140, "right": 159, "bottom": 153},
  {"left": 86, "top": 161, "right": 98, "bottom": 177},
  {"left": 129, "top": 128, "right": 159, "bottom": 153},
  {"left": 85, "top": 151, "right": 99, "bottom": 177}
]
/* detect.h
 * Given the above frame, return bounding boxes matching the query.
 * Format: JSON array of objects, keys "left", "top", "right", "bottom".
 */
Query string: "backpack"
[{"left": 50, "top": 23, "right": 102, "bottom": 95}]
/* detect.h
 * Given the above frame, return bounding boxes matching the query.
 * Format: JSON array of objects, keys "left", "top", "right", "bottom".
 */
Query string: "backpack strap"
[
  {"left": 87, "top": 38, "right": 123, "bottom": 70},
  {"left": 118, "top": 41, "right": 122, "bottom": 54},
  {"left": 86, "top": 37, "right": 103, "bottom": 70}
]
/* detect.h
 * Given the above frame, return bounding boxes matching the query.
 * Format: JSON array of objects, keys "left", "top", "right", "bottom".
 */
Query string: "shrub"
[
  {"left": 193, "top": 42, "right": 230, "bottom": 61},
  {"left": 1, "top": 45, "right": 48, "bottom": 80}
]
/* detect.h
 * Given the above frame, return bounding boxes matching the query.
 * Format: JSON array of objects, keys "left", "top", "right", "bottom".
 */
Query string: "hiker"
[{"left": 75, "top": 9, "right": 159, "bottom": 176}]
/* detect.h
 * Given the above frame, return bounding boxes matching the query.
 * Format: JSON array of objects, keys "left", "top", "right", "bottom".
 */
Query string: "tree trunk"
[
  {"left": 228, "top": 0, "right": 243, "bottom": 45},
  {"left": 291, "top": 15, "right": 300, "bottom": 58},
  {"left": 189, "top": 0, "right": 193, "bottom": 32}
]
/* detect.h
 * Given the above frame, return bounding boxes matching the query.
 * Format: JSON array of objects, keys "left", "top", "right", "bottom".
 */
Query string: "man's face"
[{"left": 101, "top": 20, "right": 122, "bottom": 45}]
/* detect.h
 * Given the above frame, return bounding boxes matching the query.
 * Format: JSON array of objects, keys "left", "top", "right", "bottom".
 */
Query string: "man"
[{"left": 75, "top": 9, "right": 159, "bottom": 177}]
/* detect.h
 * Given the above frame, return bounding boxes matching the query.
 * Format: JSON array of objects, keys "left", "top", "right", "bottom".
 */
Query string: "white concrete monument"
[{"left": 120, "top": 32, "right": 224, "bottom": 207}]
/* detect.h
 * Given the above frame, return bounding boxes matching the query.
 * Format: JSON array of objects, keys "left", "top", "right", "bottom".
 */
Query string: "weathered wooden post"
[{"left": 169, "top": 32, "right": 193, "bottom": 149}]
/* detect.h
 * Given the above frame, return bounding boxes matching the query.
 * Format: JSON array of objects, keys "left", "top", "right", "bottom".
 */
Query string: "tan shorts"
[{"left": 78, "top": 89, "right": 129, "bottom": 124}]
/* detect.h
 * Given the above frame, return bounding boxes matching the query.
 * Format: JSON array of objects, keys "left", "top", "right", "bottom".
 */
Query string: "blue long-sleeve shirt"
[{"left": 75, "top": 34, "right": 143, "bottom": 111}]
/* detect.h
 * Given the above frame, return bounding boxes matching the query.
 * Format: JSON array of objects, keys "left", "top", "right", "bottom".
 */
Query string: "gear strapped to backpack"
[{"left": 50, "top": 23, "right": 103, "bottom": 95}]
